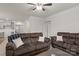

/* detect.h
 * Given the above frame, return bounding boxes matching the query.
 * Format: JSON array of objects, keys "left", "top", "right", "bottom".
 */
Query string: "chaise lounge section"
[{"left": 6, "top": 32, "right": 51, "bottom": 56}]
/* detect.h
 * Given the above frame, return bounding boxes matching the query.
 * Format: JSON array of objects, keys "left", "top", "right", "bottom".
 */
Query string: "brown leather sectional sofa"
[
  {"left": 51, "top": 32, "right": 79, "bottom": 56},
  {"left": 6, "top": 33, "right": 51, "bottom": 56}
]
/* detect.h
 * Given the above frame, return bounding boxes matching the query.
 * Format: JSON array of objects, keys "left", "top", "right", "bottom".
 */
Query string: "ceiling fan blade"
[
  {"left": 27, "top": 3, "right": 35, "bottom": 5},
  {"left": 33, "top": 8, "right": 36, "bottom": 10},
  {"left": 43, "top": 3, "right": 52, "bottom": 6}
]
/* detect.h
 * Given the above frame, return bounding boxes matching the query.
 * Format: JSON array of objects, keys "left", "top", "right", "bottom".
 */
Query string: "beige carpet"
[{"left": 37, "top": 46, "right": 72, "bottom": 56}]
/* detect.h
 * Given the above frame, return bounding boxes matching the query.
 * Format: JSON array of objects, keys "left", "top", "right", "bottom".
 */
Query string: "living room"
[{"left": 0, "top": 0, "right": 79, "bottom": 57}]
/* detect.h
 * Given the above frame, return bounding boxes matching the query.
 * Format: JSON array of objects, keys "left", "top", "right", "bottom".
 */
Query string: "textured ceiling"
[{"left": 0, "top": 3, "right": 79, "bottom": 21}]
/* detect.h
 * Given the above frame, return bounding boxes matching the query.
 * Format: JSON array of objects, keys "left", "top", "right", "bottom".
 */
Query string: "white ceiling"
[{"left": 0, "top": 3, "right": 79, "bottom": 21}]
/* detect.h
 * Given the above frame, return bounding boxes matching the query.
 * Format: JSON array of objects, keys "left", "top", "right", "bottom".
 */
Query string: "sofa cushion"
[
  {"left": 14, "top": 44, "right": 36, "bottom": 55},
  {"left": 71, "top": 45, "right": 78, "bottom": 52},
  {"left": 76, "top": 47, "right": 79, "bottom": 53},
  {"left": 43, "top": 42, "right": 50, "bottom": 47},
  {"left": 75, "top": 39, "right": 79, "bottom": 45},
  {"left": 30, "top": 37, "right": 39, "bottom": 43},
  {"left": 63, "top": 36, "right": 75, "bottom": 44},
  {"left": 36, "top": 41, "right": 47, "bottom": 49},
  {"left": 22, "top": 38, "right": 32, "bottom": 45},
  {"left": 54, "top": 41, "right": 64, "bottom": 47},
  {"left": 76, "top": 33, "right": 79, "bottom": 39},
  {"left": 70, "top": 33, "right": 76, "bottom": 39},
  {"left": 63, "top": 43, "right": 71, "bottom": 50},
  {"left": 63, "top": 43, "right": 68, "bottom": 49},
  {"left": 69, "top": 39, "right": 75, "bottom": 44},
  {"left": 63, "top": 36, "right": 69, "bottom": 43},
  {"left": 64, "top": 39, "right": 75, "bottom": 44},
  {"left": 66, "top": 44, "right": 71, "bottom": 50}
]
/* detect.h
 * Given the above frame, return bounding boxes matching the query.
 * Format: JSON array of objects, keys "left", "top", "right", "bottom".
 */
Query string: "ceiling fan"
[{"left": 27, "top": 3, "right": 52, "bottom": 11}]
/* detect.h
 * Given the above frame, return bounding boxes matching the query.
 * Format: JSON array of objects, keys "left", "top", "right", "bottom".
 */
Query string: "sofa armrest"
[
  {"left": 6, "top": 42, "right": 16, "bottom": 56},
  {"left": 51, "top": 36, "right": 57, "bottom": 43},
  {"left": 44, "top": 37, "right": 51, "bottom": 43}
]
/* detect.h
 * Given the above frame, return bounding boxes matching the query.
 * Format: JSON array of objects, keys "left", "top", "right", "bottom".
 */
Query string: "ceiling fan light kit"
[
  {"left": 36, "top": 5, "right": 42, "bottom": 10},
  {"left": 27, "top": 3, "right": 52, "bottom": 11}
]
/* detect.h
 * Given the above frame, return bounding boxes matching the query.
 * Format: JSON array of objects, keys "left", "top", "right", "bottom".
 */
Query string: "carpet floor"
[{"left": 36, "top": 46, "right": 72, "bottom": 56}]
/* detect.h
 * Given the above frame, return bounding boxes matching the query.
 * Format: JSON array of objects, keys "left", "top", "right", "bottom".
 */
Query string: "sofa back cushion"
[
  {"left": 69, "top": 33, "right": 76, "bottom": 44},
  {"left": 76, "top": 33, "right": 79, "bottom": 39},
  {"left": 57, "top": 32, "right": 70, "bottom": 43},
  {"left": 62, "top": 36, "right": 69, "bottom": 43},
  {"left": 62, "top": 33, "right": 76, "bottom": 44},
  {"left": 57, "top": 32, "right": 70, "bottom": 36},
  {"left": 57, "top": 32, "right": 76, "bottom": 45},
  {"left": 75, "top": 39, "right": 79, "bottom": 45},
  {"left": 20, "top": 32, "right": 43, "bottom": 44},
  {"left": 30, "top": 33, "right": 43, "bottom": 43},
  {"left": 30, "top": 37, "right": 39, "bottom": 43},
  {"left": 20, "top": 33, "right": 31, "bottom": 44},
  {"left": 75, "top": 33, "right": 79, "bottom": 45},
  {"left": 8, "top": 32, "right": 43, "bottom": 45}
]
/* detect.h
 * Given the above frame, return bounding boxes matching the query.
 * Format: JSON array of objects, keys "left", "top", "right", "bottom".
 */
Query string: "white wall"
[
  {"left": 23, "top": 16, "right": 46, "bottom": 36},
  {"left": 47, "top": 6, "right": 79, "bottom": 36}
]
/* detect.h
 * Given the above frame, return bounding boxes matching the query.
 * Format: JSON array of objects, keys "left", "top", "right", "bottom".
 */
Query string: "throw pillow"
[
  {"left": 12, "top": 37, "right": 24, "bottom": 48},
  {"left": 56, "top": 36, "right": 63, "bottom": 41},
  {"left": 38, "top": 36, "right": 45, "bottom": 42}
]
